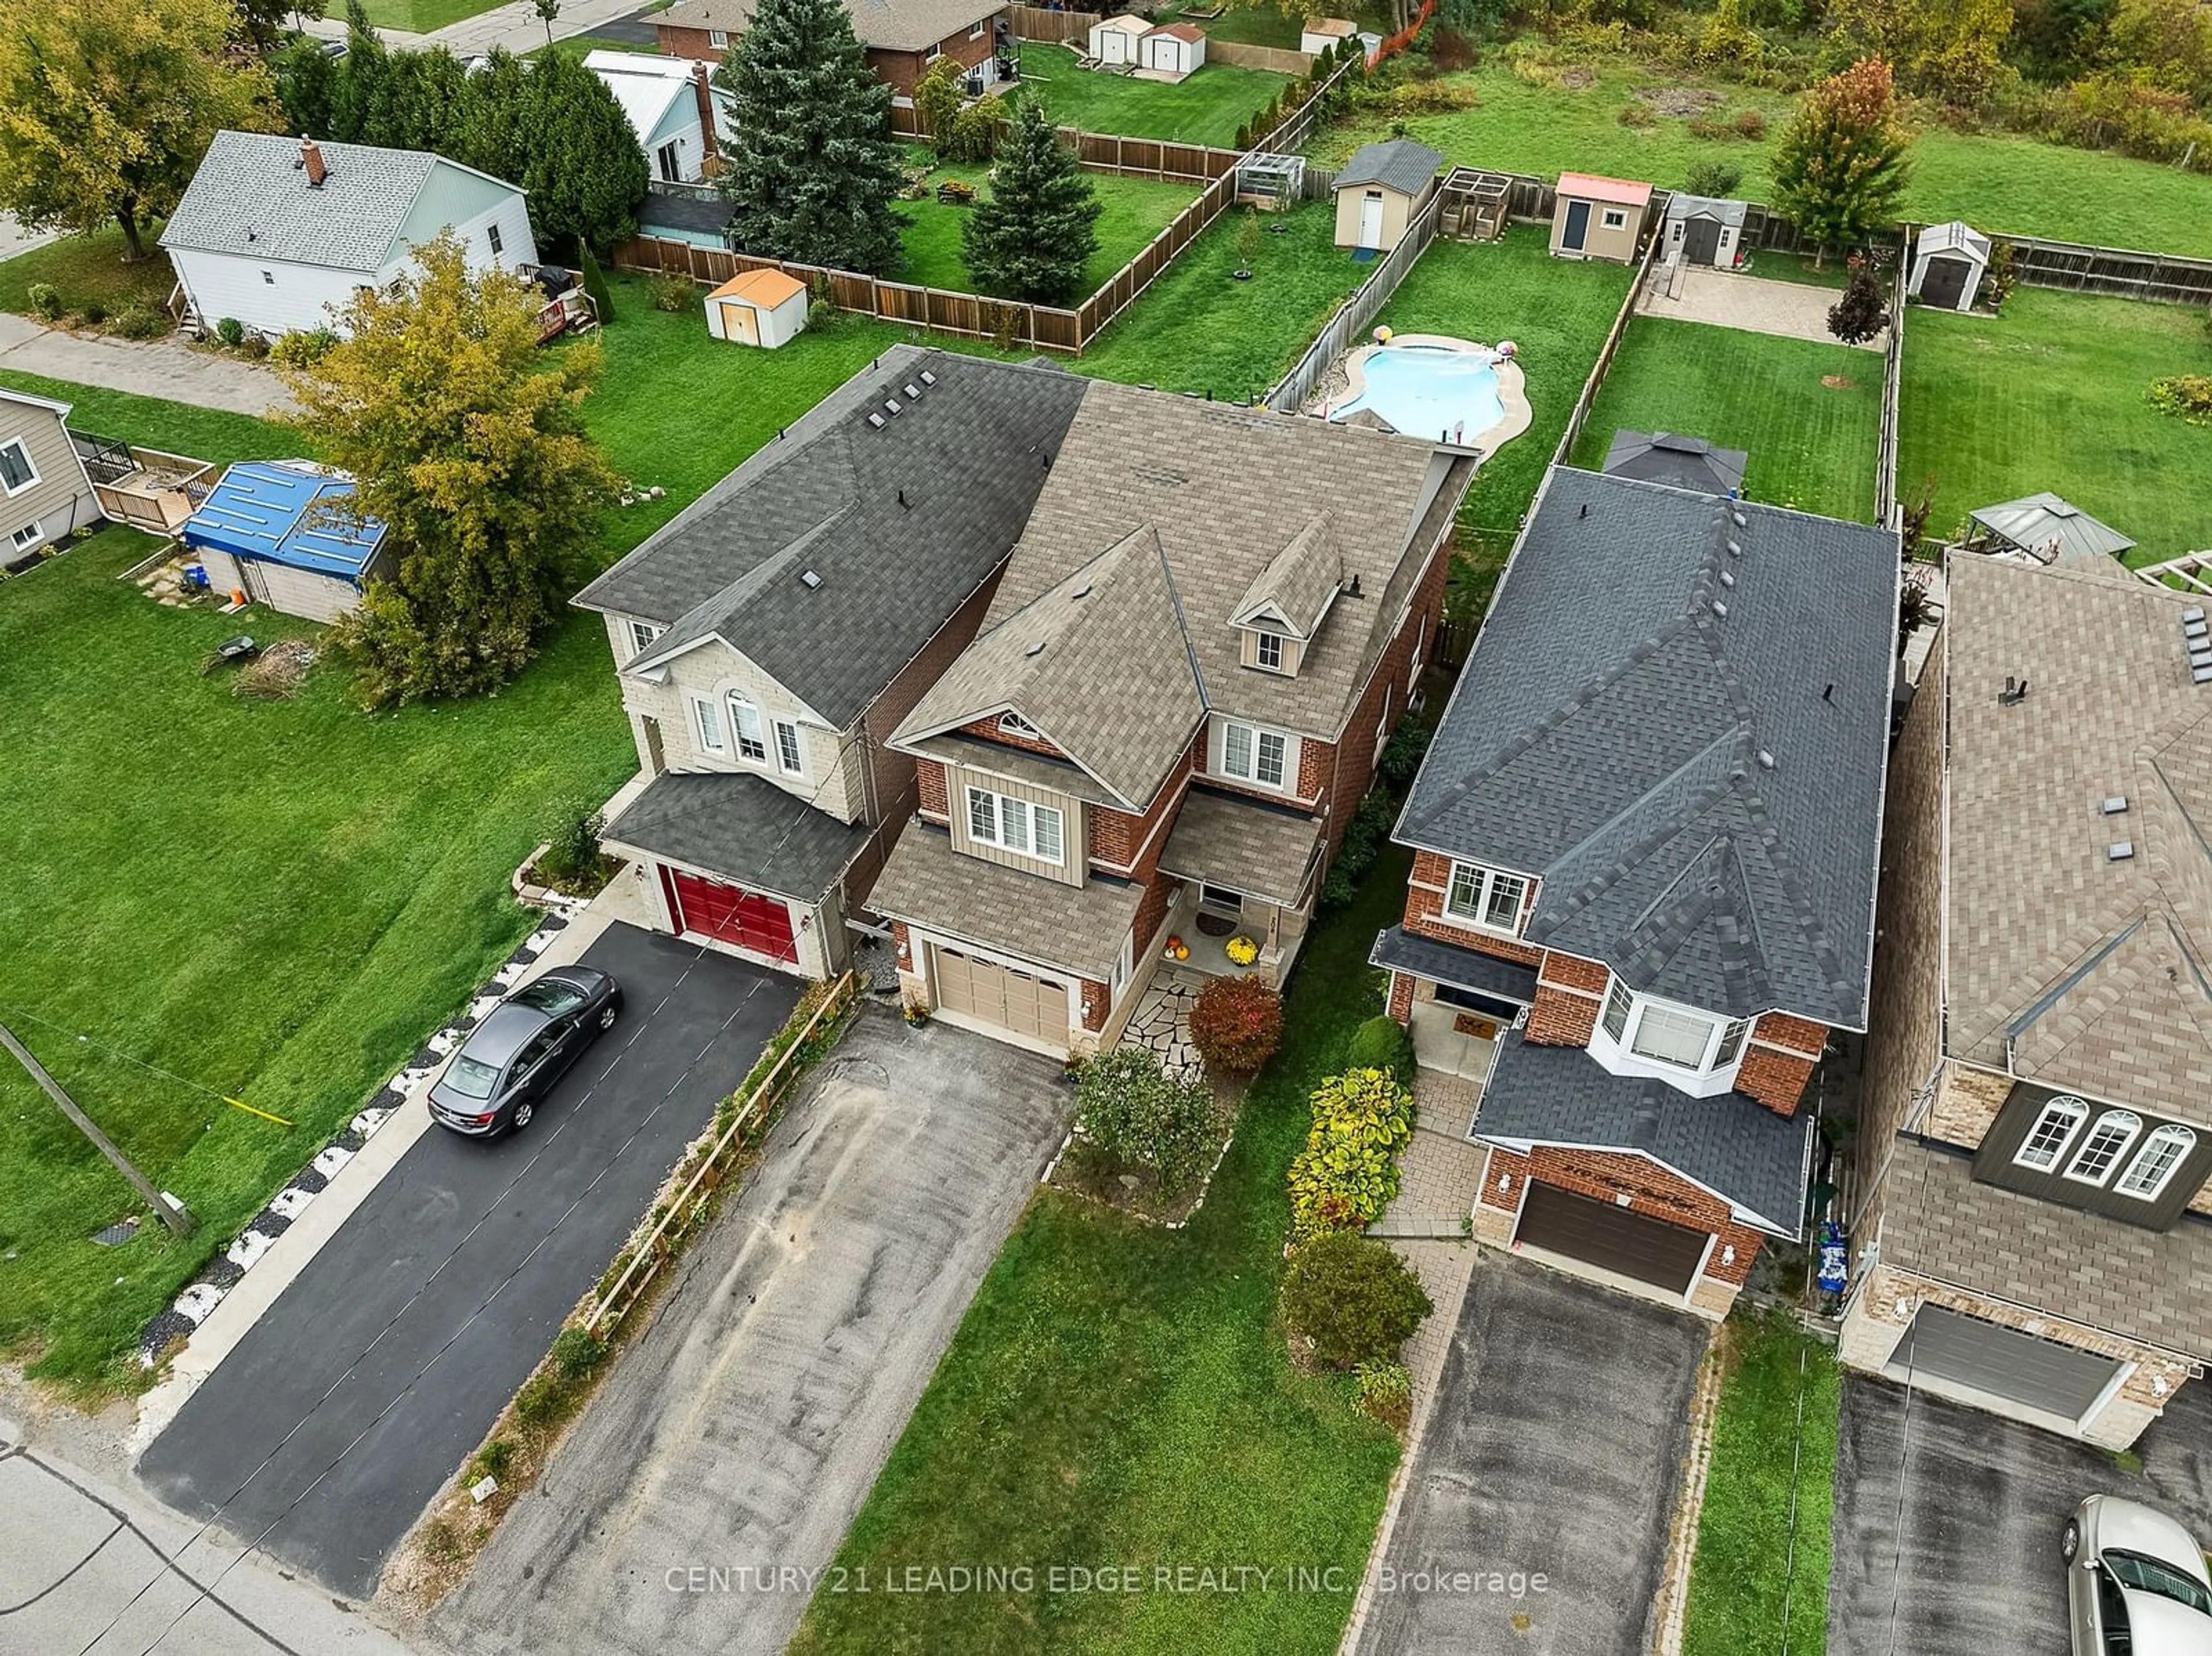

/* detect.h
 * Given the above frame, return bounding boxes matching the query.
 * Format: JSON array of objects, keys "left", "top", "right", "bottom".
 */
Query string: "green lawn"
[
  {"left": 788, "top": 854, "right": 1416, "bottom": 1656},
  {"left": 896, "top": 160, "right": 1196, "bottom": 298},
  {"left": 1680, "top": 1314, "right": 1840, "bottom": 1656},
  {"left": 1899, "top": 286, "right": 2212, "bottom": 564},
  {"left": 0, "top": 225, "right": 175, "bottom": 323},
  {"left": 1080, "top": 198, "right": 1366, "bottom": 399},
  {"left": 1017, "top": 41, "right": 1289, "bottom": 148},
  {"left": 0, "top": 279, "right": 915, "bottom": 1388},
  {"left": 1310, "top": 58, "right": 2212, "bottom": 257},
  {"left": 351, "top": 0, "right": 507, "bottom": 32},
  {"left": 1567, "top": 316, "right": 1882, "bottom": 521}
]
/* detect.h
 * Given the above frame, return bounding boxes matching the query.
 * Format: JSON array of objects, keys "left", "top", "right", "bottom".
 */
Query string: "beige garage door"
[{"left": 933, "top": 946, "right": 1066, "bottom": 1044}]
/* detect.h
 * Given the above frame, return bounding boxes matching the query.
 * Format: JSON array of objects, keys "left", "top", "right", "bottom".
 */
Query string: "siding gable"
[{"left": 1972, "top": 1079, "right": 2212, "bottom": 1230}]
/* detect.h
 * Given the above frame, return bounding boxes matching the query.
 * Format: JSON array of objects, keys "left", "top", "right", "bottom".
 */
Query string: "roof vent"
[
  {"left": 1024, "top": 639, "right": 1046, "bottom": 657},
  {"left": 1756, "top": 750, "right": 1775, "bottom": 770},
  {"left": 904, "top": 383, "right": 922, "bottom": 399},
  {"left": 1730, "top": 510, "right": 1748, "bottom": 528},
  {"left": 866, "top": 413, "right": 886, "bottom": 429},
  {"left": 2102, "top": 795, "right": 2128, "bottom": 815},
  {"left": 1999, "top": 676, "right": 2029, "bottom": 706},
  {"left": 2109, "top": 841, "right": 2136, "bottom": 862},
  {"left": 1725, "top": 540, "right": 1741, "bottom": 557},
  {"left": 884, "top": 399, "right": 903, "bottom": 416},
  {"left": 800, "top": 569, "right": 823, "bottom": 589},
  {"left": 1719, "top": 570, "right": 1736, "bottom": 589},
  {"left": 1071, "top": 582, "right": 1092, "bottom": 600},
  {"left": 1711, "top": 600, "right": 1729, "bottom": 618},
  {"left": 919, "top": 369, "right": 938, "bottom": 385}
]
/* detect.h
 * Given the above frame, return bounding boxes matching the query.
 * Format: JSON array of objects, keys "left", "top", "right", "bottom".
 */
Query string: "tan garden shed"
[
  {"left": 1551, "top": 172, "right": 1653, "bottom": 264},
  {"left": 705, "top": 268, "right": 809, "bottom": 348},
  {"left": 1331, "top": 139, "right": 1445, "bottom": 253}
]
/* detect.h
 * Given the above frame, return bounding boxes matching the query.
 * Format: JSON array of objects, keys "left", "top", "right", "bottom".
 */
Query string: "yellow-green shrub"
[{"left": 1286, "top": 1067, "right": 1415, "bottom": 1241}]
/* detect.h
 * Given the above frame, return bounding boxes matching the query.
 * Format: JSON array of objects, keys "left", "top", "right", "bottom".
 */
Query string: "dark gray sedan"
[{"left": 427, "top": 967, "right": 623, "bottom": 1138}]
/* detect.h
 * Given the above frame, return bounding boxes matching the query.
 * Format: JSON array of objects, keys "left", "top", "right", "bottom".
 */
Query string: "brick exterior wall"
[
  {"left": 917, "top": 756, "right": 949, "bottom": 820},
  {"left": 1081, "top": 977, "right": 1109, "bottom": 1032},
  {"left": 1388, "top": 969, "right": 1414, "bottom": 1021},
  {"left": 1090, "top": 730, "right": 1202, "bottom": 875},
  {"left": 657, "top": 23, "right": 719, "bottom": 59},
  {"left": 1524, "top": 950, "right": 1607, "bottom": 1045},
  {"left": 1399, "top": 850, "right": 1545, "bottom": 965},
  {"left": 1737, "top": 1045, "right": 1817, "bottom": 1117},
  {"left": 1476, "top": 1144, "right": 1770, "bottom": 1286},
  {"left": 1927, "top": 1063, "right": 2010, "bottom": 1149}
]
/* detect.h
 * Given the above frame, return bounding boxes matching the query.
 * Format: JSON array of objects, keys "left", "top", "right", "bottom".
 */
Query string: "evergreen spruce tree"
[
  {"left": 275, "top": 34, "right": 339, "bottom": 137},
  {"left": 517, "top": 50, "right": 648, "bottom": 255},
  {"left": 1769, "top": 58, "right": 1912, "bottom": 268},
  {"left": 714, "top": 0, "right": 904, "bottom": 274},
  {"left": 326, "top": 0, "right": 386, "bottom": 142},
  {"left": 961, "top": 94, "right": 1100, "bottom": 304}
]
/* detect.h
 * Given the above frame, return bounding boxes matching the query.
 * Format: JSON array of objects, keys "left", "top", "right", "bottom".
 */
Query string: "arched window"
[
  {"left": 2116, "top": 1125, "right": 2196, "bottom": 1202},
  {"left": 2013, "top": 1094, "right": 2088, "bottom": 1172},
  {"left": 2064, "top": 1110, "right": 2143, "bottom": 1187}
]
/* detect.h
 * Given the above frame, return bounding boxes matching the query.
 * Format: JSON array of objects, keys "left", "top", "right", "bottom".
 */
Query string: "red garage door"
[{"left": 662, "top": 867, "right": 798, "bottom": 963}]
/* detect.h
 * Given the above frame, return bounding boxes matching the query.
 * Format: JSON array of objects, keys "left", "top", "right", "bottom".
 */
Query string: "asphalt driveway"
[
  {"left": 1356, "top": 1255, "right": 1710, "bottom": 1656},
  {"left": 136, "top": 923, "right": 798, "bottom": 1600},
  {"left": 1830, "top": 1375, "right": 2212, "bottom": 1656},
  {"left": 428, "top": 1008, "right": 1070, "bottom": 1656}
]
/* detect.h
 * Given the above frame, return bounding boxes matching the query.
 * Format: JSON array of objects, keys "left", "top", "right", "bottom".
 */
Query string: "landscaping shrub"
[
  {"left": 535, "top": 795, "right": 613, "bottom": 892},
  {"left": 2150, "top": 374, "right": 2212, "bottom": 426},
  {"left": 1355, "top": 1356, "right": 1414, "bottom": 1425},
  {"left": 1287, "top": 1067, "right": 1416, "bottom": 1240},
  {"left": 215, "top": 316, "right": 246, "bottom": 347},
  {"left": 1618, "top": 100, "right": 1658, "bottom": 127},
  {"left": 470, "top": 1438, "right": 515, "bottom": 1483},
  {"left": 80, "top": 303, "right": 105, "bottom": 326},
  {"left": 578, "top": 245, "right": 616, "bottom": 325},
  {"left": 946, "top": 93, "right": 1005, "bottom": 164},
  {"left": 1733, "top": 108, "right": 1766, "bottom": 138},
  {"left": 270, "top": 327, "right": 339, "bottom": 367},
  {"left": 1280, "top": 1229, "right": 1433, "bottom": 1368},
  {"left": 550, "top": 1326, "right": 607, "bottom": 1382},
  {"left": 26, "top": 282, "right": 61, "bottom": 321},
  {"left": 1074, "top": 1047, "right": 1222, "bottom": 1195},
  {"left": 1984, "top": 240, "right": 2017, "bottom": 313},
  {"left": 112, "top": 304, "right": 169, "bottom": 340},
  {"left": 1188, "top": 973, "right": 1285, "bottom": 1074},
  {"left": 1682, "top": 159, "right": 1745, "bottom": 198},
  {"left": 1330, "top": 790, "right": 1399, "bottom": 894},
  {"left": 240, "top": 333, "right": 271, "bottom": 359},
  {"left": 1346, "top": 1013, "right": 1417, "bottom": 1079},
  {"left": 646, "top": 270, "right": 695, "bottom": 311},
  {"left": 1376, "top": 707, "right": 1435, "bottom": 791}
]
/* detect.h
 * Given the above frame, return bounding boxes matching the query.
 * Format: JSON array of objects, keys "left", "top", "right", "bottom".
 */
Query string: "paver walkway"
[
  {"left": 0, "top": 314, "right": 294, "bottom": 418},
  {"left": 1639, "top": 265, "right": 1887, "bottom": 351},
  {"left": 1118, "top": 972, "right": 1203, "bottom": 1080}
]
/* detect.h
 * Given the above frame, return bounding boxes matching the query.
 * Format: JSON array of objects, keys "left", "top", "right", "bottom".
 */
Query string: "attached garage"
[
  {"left": 1893, "top": 1306, "right": 2123, "bottom": 1422},
  {"left": 661, "top": 866, "right": 799, "bottom": 963},
  {"left": 931, "top": 945, "right": 1068, "bottom": 1048},
  {"left": 1512, "top": 1180, "right": 1710, "bottom": 1297}
]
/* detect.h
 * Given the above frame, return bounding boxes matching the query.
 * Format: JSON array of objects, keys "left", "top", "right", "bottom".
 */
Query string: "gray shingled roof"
[
  {"left": 1332, "top": 139, "right": 1446, "bottom": 198},
  {"left": 1368, "top": 926, "right": 1538, "bottom": 1006},
  {"left": 1476, "top": 1030, "right": 1815, "bottom": 1234},
  {"left": 658, "top": 0, "right": 1005, "bottom": 51},
  {"left": 1601, "top": 430, "right": 1747, "bottom": 498},
  {"left": 575, "top": 348, "right": 1086, "bottom": 730},
  {"left": 1399, "top": 467, "right": 1898, "bottom": 1028},
  {"left": 600, "top": 770, "right": 870, "bottom": 901},
  {"left": 161, "top": 132, "right": 465, "bottom": 272},
  {"left": 868, "top": 823, "right": 1145, "bottom": 982},
  {"left": 1159, "top": 787, "right": 1322, "bottom": 907}
]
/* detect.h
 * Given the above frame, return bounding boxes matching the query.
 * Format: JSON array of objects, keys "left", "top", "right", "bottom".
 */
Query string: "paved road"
[
  {"left": 1830, "top": 1376, "right": 2212, "bottom": 1656},
  {"left": 137, "top": 924, "right": 798, "bottom": 1601},
  {"left": 300, "top": 0, "right": 660, "bottom": 55},
  {"left": 0, "top": 1428, "right": 415, "bottom": 1656},
  {"left": 0, "top": 313, "right": 296, "bottom": 418},
  {"left": 0, "top": 214, "right": 60, "bottom": 266},
  {"left": 1356, "top": 1257, "right": 1710, "bottom": 1656},
  {"left": 428, "top": 1010, "right": 1070, "bottom": 1656}
]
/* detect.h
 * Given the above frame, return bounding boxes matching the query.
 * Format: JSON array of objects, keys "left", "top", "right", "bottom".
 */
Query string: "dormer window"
[
  {"left": 1256, "top": 629, "right": 1284, "bottom": 672},
  {"left": 999, "top": 710, "right": 1043, "bottom": 739},
  {"left": 1241, "top": 624, "right": 1300, "bottom": 676},
  {"left": 1589, "top": 973, "right": 1755, "bottom": 1092},
  {"left": 627, "top": 619, "right": 662, "bottom": 657}
]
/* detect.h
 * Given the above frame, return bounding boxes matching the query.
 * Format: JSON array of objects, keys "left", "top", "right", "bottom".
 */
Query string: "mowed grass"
[
  {"left": 0, "top": 279, "right": 914, "bottom": 1388},
  {"left": 788, "top": 854, "right": 1416, "bottom": 1656},
  {"left": 1900, "top": 286, "right": 2212, "bottom": 563},
  {"left": 1080, "top": 198, "right": 1367, "bottom": 400},
  {"left": 1569, "top": 316, "right": 1883, "bottom": 521},
  {"left": 1016, "top": 41, "right": 1288, "bottom": 148},
  {"left": 352, "top": 0, "right": 507, "bottom": 32},
  {"left": 896, "top": 162, "right": 1196, "bottom": 298},
  {"left": 0, "top": 223, "right": 175, "bottom": 321},
  {"left": 1310, "top": 58, "right": 2212, "bottom": 256},
  {"left": 1680, "top": 1314, "right": 1839, "bottom": 1656}
]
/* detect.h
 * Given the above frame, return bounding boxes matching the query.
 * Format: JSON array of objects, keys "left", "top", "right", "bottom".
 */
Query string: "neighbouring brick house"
[
  {"left": 867, "top": 385, "right": 1474, "bottom": 1057},
  {"left": 1841, "top": 553, "right": 2212, "bottom": 1449},
  {"left": 1380, "top": 465, "right": 1899, "bottom": 1317},
  {"left": 571, "top": 346, "right": 1085, "bottom": 976},
  {"left": 656, "top": 0, "right": 1015, "bottom": 96}
]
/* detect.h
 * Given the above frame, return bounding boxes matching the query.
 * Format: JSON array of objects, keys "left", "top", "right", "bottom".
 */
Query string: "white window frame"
[
  {"left": 998, "top": 710, "right": 1043, "bottom": 739},
  {"left": 9, "top": 522, "right": 43, "bottom": 554},
  {"left": 1442, "top": 860, "right": 1528, "bottom": 936},
  {"left": 1218, "top": 718, "right": 1290, "bottom": 791},
  {"left": 1629, "top": 1001, "right": 1718, "bottom": 1069},
  {"left": 1254, "top": 628, "right": 1285, "bottom": 672},
  {"left": 968, "top": 19, "right": 986, "bottom": 36},
  {"left": 1586, "top": 973, "right": 1758, "bottom": 1092},
  {"left": 626, "top": 619, "right": 662, "bottom": 657},
  {"left": 2117, "top": 1124, "right": 2195, "bottom": 1201},
  {"left": 774, "top": 719, "right": 804, "bottom": 776},
  {"left": 2063, "top": 1109, "right": 2143, "bottom": 1188},
  {"left": 964, "top": 785, "right": 1065, "bottom": 866},
  {"left": 690, "top": 694, "right": 726, "bottom": 754},
  {"left": 0, "top": 438, "right": 37, "bottom": 498},
  {"left": 726, "top": 695, "right": 768, "bottom": 763},
  {"left": 709, "top": 26, "right": 728, "bottom": 45},
  {"left": 1601, "top": 208, "right": 1628, "bottom": 230},
  {"left": 2013, "top": 1093, "right": 2088, "bottom": 1173}
]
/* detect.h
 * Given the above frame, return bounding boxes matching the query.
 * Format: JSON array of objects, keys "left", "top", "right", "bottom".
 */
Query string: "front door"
[
  {"left": 1921, "top": 254, "right": 1969, "bottom": 310},
  {"left": 1561, "top": 199, "right": 1590, "bottom": 252},
  {"left": 1684, "top": 215, "right": 1722, "bottom": 266},
  {"left": 1358, "top": 190, "right": 1386, "bottom": 248},
  {"left": 656, "top": 140, "right": 681, "bottom": 182}
]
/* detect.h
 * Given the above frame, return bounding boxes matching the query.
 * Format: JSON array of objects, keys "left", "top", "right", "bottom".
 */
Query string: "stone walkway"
[
  {"left": 1638, "top": 264, "right": 1887, "bottom": 351},
  {"left": 0, "top": 313, "right": 296, "bottom": 418},
  {"left": 1118, "top": 973, "right": 1203, "bottom": 1081}
]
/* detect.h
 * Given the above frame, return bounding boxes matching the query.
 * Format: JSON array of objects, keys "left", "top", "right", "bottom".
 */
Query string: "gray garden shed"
[
  {"left": 1909, "top": 221, "right": 1992, "bottom": 312},
  {"left": 1661, "top": 194, "right": 1749, "bottom": 269}
]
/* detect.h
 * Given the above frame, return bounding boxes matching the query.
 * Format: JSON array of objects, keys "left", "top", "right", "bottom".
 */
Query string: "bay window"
[
  {"left": 1630, "top": 1003, "right": 1716, "bottom": 1068},
  {"left": 1587, "top": 973, "right": 1758, "bottom": 1089},
  {"left": 1444, "top": 861, "right": 1529, "bottom": 935},
  {"left": 966, "top": 786, "right": 1064, "bottom": 865}
]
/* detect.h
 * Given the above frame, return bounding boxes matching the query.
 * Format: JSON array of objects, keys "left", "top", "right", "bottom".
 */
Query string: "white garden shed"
[
  {"left": 1139, "top": 22, "right": 1205, "bottom": 78},
  {"left": 1909, "top": 220, "right": 1992, "bottom": 312},
  {"left": 1087, "top": 13, "right": 1150, "bottom": 64},
  {"left": 705, "top": 269, "right": 809, "bottom": 348}
]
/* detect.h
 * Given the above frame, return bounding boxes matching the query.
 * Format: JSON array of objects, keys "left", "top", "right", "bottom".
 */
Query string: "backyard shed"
[
  {"left": 1661, "top": 193, "right": 1749, "bottom": 269},
  {"left": 1909, "top": 220, "right": 1992, "bottom": 312},
  {"left": 1088, "top": 13, "right": 1151, "bottom": 64},
  {"left": 1551, "top": 172, "right": 1652, "bottom": 264},
  {"left": 1331, "top": 139, "right": 1446, "bottom": 253},
  {"left": 1139, "top": 21, "right": 1205, "bottom": 78},
  {"left": 1301, "top": 16, "right": 1356, "bottom": 51},
  {"left": 182, "top": 461, "right": 389, "bottom": 622},
  {"left": 1967, "top": 492, "right": 2134, "bottom": 570},
  {"left": 1601, "top": 430, "right": 1747, "bottom": 497},
  {"left": 704, "top": 268, "right": 809, "bottom": 347}
]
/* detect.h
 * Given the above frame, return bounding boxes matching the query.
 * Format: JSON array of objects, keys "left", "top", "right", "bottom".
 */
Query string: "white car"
[{"left": 2066, "top": 1495, "right": 2212, "bottom": 1654}]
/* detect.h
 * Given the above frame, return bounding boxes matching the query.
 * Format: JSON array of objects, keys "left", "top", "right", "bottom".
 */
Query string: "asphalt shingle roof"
[
  {"left": 1368, "top": 926, "right": 1539, "bottom": 1006},
  {"left": 601, "top": 770, "right": 870, "bottom": 900},
  {"left": 1399, "top": 467, "right": 1899, "bottom": 1028},
  {"left": 1601, "top": 431, "right": 1747, "bottom": 497},
  {"left": 868, "top": 823, "right": 1145, "bottom": 982},
  {"left": 658, "top": 0, "right": 1005, "bottom": 52},
  {"left": 575, "top": 347, "right": 1086, "bottom": 730},
  {"left": 1159, "top": 787, "right": 1321, "bottom": 907},
  {"left": 1333, "top": 139, "right": 1446, "bottom": 198},
  {"left": 1476, "top": 1029, "right": 1815, "bottom": 1234},
  {"left": 161, "top": 132, "right": 461, "bottom": 272}
]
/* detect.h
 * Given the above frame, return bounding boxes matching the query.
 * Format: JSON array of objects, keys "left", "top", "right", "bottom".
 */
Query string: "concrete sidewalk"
[{"left": 0, "top": 313, "right": 296, "bottom": 418}]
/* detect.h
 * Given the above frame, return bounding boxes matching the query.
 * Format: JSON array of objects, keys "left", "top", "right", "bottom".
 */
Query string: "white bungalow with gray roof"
[
  {"left": 572, "top": 347, "right": 1086, "bottom": 977},
  {"left": 161, "top": 132, "right": 536, "bottom": 341},
  {"left": 1380, "top": 464, "right": 1899, "bottom": 1318}
]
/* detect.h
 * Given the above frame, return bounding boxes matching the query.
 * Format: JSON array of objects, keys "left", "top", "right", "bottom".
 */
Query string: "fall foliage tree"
[
  {"left": 1769, "top": 58, "right": 1912, "bottom": 267},
  {"left": 287, "top": 234, "right": 619, "bottom": 705},
  {"left": 1828, "top": 257, "right": 1892, "bottom": 344},
  {"left": 1828, "top": 0, "right": 2013, "bottom": 101},
  {"left": 0, "top": 0, "right": 277, "bottom": 260}
]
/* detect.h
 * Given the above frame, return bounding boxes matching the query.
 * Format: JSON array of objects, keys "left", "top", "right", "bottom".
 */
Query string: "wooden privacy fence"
[
  {"left": 1266, "top": 191, "right": 1445, "bottom": 413},
  {"left": 1551, "top": 232, "right": 1660, "bottom": 471},
  {"left": 1876, "top": 253, "right": 1907, "bottom": 529},
  {"left": 1955, "top": 233, "right": 2212, "bottom": 305},
  {"left": 1209, "top": 39, "right": 1318, "bottom": 74},
  {"left": 1009, "top": 2, "right": 1096, "bottom": 41}
]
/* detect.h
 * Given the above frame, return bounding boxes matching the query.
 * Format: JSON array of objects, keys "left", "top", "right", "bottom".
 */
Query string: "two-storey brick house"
[
  {"left": 571, "top": 347, "right": 1085, "bottom": 976},
  {"left": 656, "top": 0, "right": 1014, "bottom": 96},
  {"left": 1380, "top": 465, "right": 1899, "bottom": 1317},
  {"left": 866, "top": 384, "right": 1473, "bottom": 1056},
  {"left": 1842, "top": 552, "right": 2212, "bottom": 1449}
]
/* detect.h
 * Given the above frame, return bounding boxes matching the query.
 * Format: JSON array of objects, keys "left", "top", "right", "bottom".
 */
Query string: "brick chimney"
[
  {"left": 690, "top": 63, "right": 719, "bottom": 165},
  {"left": 300, "top": 137, "right": 328, "bottom": 188}
]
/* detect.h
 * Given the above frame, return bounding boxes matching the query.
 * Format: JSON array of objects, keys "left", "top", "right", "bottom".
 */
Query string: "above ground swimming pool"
[{"left": 1328, "top": 337, "right": 1528, "bottom": 451}]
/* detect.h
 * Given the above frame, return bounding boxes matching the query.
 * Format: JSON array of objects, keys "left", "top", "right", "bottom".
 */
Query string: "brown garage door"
[
  {"left": 1513, "top": 1180, "right": 1710, "bottom": 1295},
  {"left": 931, "top": 946, "right": 1065, "bottom": 1045}
]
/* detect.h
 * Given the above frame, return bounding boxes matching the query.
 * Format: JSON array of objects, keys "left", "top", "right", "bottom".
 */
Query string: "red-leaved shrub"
[{"left": 1188, "top": 974, "right": 1285, "bottom": 1074}]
